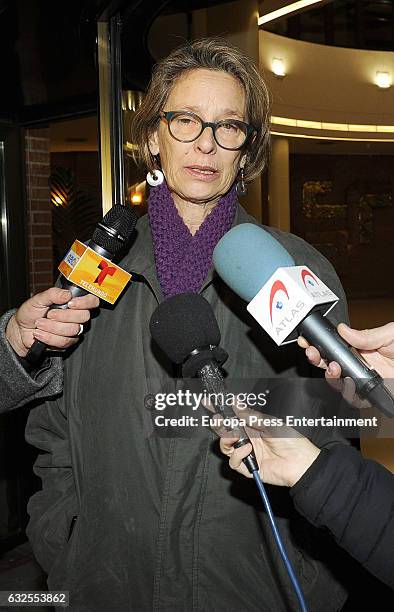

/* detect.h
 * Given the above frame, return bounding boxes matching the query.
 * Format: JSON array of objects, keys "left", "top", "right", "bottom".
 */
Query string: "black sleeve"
[{"left": 290, "top": 444, "right": 394, "bottom": 588}]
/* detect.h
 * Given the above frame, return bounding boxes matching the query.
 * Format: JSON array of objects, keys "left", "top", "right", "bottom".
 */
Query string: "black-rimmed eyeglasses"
[{"left": 160, "top": 110, "right": 255, "bottom": 151}]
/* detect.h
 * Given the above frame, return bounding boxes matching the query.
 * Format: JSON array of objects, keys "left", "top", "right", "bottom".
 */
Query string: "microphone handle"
[
  {"left": 198, "top": 361, "right": 259, "bottom": 473},
  {"left": 298, "top": 311, "right": 394, "bottom": 417}
]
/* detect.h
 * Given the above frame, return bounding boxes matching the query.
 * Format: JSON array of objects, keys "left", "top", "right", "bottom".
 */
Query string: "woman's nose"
[{"left": 194, "top": 125, "right": 216, "bottom": 154}]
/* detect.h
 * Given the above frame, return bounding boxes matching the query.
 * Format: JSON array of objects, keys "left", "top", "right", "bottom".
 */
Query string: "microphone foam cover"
[
  {"left": 213, "top": 223, "right": 295, "bottom": 302},
  {"left": 92, "top": 205, "right": 138, "bottom": 256},
  {"left": 149, "top": 294, "right": 221, "bottom": 364}
]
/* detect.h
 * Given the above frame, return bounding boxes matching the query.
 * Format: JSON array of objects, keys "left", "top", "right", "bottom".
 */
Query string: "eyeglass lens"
[{"left": 168, "top": 113, "right": 247, "bottom": 149}]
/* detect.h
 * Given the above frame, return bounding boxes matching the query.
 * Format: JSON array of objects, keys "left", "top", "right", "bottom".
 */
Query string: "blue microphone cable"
[
  {"left": 235, "top": 442, "right": 308, "bottom": 612},
  {"left": 197, "top": 359, "right": 309, "bottom": 612},
  {"left": 253, "top": 468, "right": 308, "bottom": 612}
]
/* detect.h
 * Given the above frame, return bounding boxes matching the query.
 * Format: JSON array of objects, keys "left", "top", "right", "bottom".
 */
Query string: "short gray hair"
[{"left": 130, "top": 37, "right": 271, "bottom": 182}]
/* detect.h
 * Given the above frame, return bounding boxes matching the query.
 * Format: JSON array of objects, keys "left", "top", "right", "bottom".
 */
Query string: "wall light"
[
  {"left": 375, "top": 71, "right": 392, "bottom": 89},
  {"left": 51, "top": 191, "right": 67, "bottom": 207},
  {"left": 271, "top": 58, "right": 286, "bottom": 77},
  {"left": 131, "top": 193, "right": 142, "bottom": 205}
]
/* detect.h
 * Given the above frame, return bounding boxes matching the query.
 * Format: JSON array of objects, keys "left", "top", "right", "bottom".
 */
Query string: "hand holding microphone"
[
  {"left": 26, "top": 205, "right": 138, "bottom": 365},
  {"left": 5, "top": 289, "right": 99, "bottom": 357},
  {"left": 300, "top": 322, "right": 394, "bottom": 378},
  {"left": 220, "top": 431, "right": 320, "bottom": 487},
  {"left": 213, "top": 223, "right": 394, "bottom": 417}
]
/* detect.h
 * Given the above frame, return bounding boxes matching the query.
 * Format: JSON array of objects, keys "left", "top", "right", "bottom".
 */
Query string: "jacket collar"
[
  {"left": 122, "top": 202, "right": 259, "bottom": 301},
  {"left": 122, "top": 213, "right": 163, "bottom": 301}
]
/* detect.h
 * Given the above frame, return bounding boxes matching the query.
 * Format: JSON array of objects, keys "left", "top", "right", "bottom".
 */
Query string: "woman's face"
[{"left": 149, "top": 68, "right": 247, "bottom": 206}]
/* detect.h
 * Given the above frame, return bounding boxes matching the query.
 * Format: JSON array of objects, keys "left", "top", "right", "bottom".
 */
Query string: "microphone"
[
  {"left": 149, "top": 293, "right": 259, "bottom": 473},
  {"left": 213, "top": 223, "right": 394, "bottom": 417},
  {"left": 26, "top": 205, "right": 138, "bottom": 365}
]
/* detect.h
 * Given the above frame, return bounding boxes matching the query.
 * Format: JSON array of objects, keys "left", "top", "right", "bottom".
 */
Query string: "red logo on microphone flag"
[
  {"left": 58, "top": 240, "right": 132, "bottom": 304},
  {"left": 94, "top": 260, "right": 117, "bottom": 285},
  {"left": 301, "top": 268, "right": 318, "bottom": 290},
  {"left": 269, "top": 280, "right": 289, "bottom": 323}
]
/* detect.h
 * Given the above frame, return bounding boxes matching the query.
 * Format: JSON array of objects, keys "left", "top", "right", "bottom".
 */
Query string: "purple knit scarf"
[{"left": 148, "top": 181, "right": 237, "bottom": 298}]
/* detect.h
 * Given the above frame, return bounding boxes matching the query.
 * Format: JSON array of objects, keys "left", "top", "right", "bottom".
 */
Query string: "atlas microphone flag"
[
  {"left": 213, "top": 223, "right": 394, "bottom": 417},
  {"left": 247, "top": 265, "right": 339, "bottom": 346}
]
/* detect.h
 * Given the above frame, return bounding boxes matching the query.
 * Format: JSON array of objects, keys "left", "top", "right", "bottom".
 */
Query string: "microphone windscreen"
[
  {"left": 213, "top": 223, "right": 295, "bottom": 302},
  {"left": 149, "top": 293, "right": 221, "bottom": 364},
  {"left": 92, "top": 205, "right": 138, "bottom": 256}
]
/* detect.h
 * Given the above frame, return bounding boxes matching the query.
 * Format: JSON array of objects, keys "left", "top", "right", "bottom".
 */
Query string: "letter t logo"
[{"left": 94, "top": 260, "right": 117, "bottom": 286}]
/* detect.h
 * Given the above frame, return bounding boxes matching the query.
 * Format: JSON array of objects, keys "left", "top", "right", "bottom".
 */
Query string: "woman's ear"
[{"left": 148, "top": 130, "right": 160, "bottom": 156}]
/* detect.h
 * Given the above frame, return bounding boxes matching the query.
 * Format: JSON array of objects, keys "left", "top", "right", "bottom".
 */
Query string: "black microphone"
[
  {"left": 26, "top": 205, "right": 138, "bottom": 365},
  {"left": 149, "top": 293, "right": 259, "bottom": 473}
]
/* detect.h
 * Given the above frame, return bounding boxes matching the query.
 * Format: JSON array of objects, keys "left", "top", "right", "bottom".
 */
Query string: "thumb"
[
  {"left": 219, "top": 436, "right": 239, "bottom": 455},
  {"left": 30, "top": 287, "right": 72, "bottom": 308},
  {"left": 229, "top": 442, "right": 253, "bottom": 470},
  {"left": 338, "top": 322, "right": 394, "bottom": 351}
]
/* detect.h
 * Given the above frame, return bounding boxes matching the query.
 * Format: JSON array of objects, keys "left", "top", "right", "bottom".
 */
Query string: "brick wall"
[{"left": 25, "top": 128, "right": 53, "bottom": 295}]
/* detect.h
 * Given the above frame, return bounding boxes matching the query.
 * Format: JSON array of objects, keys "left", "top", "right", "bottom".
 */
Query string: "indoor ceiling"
[
  {"left": 263, "top": 0, "right": 394, "bottom": 51},
  {"left": 0, "top": 0, "right": 234, "bottom": 123},
  {"left": 2, "top": 0, "right": 392, "bottom": 155}
]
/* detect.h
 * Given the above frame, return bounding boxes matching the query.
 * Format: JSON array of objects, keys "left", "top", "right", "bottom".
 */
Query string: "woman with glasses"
[{"left": 25, "top": 38, "right": 354, "bottom": 611}]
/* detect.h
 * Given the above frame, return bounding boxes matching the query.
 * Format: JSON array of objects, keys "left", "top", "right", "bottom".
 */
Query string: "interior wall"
[
  {"left": 260, "top": 30, "right": 394, "bottom": 126},
  {"left": 50, "top": 151, "right": 102, "bottom": 273},
  {"left": 25, "top": 128, "right": 53, "bottom": 296},
  {"left": 290, "top": 152, "right": 394, "bottom": 299}
]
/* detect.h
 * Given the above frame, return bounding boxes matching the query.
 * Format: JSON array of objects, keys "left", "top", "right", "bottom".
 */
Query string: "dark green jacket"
[{"left": 26, "top": 205, "right": 353, "bottom": 611}]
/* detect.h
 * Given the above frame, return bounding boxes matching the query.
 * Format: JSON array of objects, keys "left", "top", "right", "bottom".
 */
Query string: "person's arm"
[
  {"left": 220, "top": 433, "right": 394, "bottom": 588},
  {"left": 0, "top": 288, "right": 99, "bottom": 412},
  {"left": 221, "top": 320, "right": 394, "bottom": 586},
  {"left": 290, "top": 443, "right": 394, "bottom": 589},
  {"left": 0, "top": 309, "right": 64, "bottom": 412}
]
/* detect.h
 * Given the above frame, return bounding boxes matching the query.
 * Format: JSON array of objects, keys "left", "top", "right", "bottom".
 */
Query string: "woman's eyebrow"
[
  {"left": 221, "top": 108, "right": 244, "bottom": 118},
  {"left": 174, "top": 105, "right": 245, "bottom": 119}
]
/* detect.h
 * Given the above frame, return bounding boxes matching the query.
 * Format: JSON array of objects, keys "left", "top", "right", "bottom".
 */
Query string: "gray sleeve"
[{"left": 0, "top": 309, "right": 63, "bottom": 413}]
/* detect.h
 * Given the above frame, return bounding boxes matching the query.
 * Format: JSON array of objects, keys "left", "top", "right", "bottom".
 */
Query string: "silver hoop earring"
[
  {"left": 146, "top": 169, "right": 164, "bottom": 186},
  {"left": 236, "top": 167, "right": 247, "bottom": 196}
]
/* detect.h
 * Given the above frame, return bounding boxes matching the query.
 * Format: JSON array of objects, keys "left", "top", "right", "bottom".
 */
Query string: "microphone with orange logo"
[{"left": 26, "top": 205, "right": 137, "bottom": 365}]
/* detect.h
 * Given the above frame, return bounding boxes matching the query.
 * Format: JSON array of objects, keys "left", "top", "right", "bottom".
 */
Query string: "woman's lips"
[{"left": 184, "top": 166, "right": 219, "bottom": 181}]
